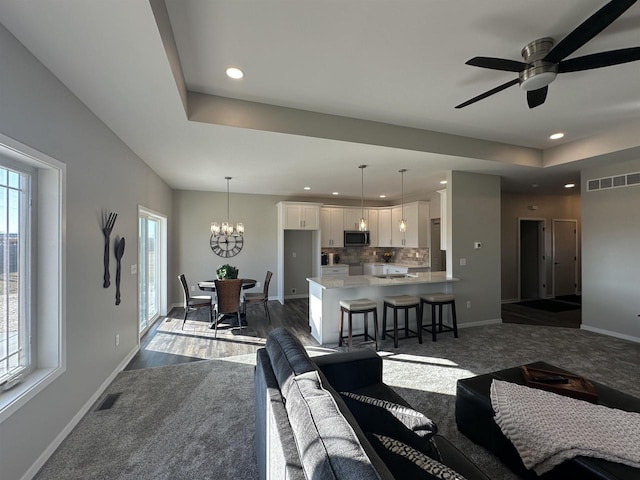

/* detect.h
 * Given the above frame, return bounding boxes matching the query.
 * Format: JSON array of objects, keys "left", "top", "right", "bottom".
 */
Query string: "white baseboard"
[
  {"left": 21, "top": 345, "right": 139, "bottom": 480},
  {"left": 501, "top": 298, "right": 519, "bottom": 304},
  {"left": 284, "top": 293, "right": 308, "bottom": 300},
  {"left": 459, "top": 318, "right": 503, "bottom": 328},
  {"left": 580, "top": 325, "right": 640, "bottom": 344}
]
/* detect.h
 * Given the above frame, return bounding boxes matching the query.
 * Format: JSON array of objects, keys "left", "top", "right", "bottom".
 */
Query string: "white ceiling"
[{"left": 1, "top": 0, "right": 639, "bottom": 200}]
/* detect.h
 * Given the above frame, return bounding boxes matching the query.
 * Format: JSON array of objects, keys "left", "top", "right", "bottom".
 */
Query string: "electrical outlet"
[
  {"left": 130, "top": 264, "right": 137, "bottom": 275},
  {"left": 292, "top": 252, "right": 297, "bottom": 258},
  {"left": 115, "top": 334, "right": 120, "bottom": 346},
  {"left": 291, "top": 288, "right": 296, "bottom": 294},
  {"left": 460, "top": 258, "right": 467, "bottom": 266},
  {"left": 415, "top": 252, "right": 420, "bottom": 258},
  {"left": 256, "top": 281, "right": 261, "bottom": 288},
  {"left": 466, "top": 301, "right": 471, "bottom": 309},
  {"left": 190, "top": 285, "right": 195, "bottom": 291}
]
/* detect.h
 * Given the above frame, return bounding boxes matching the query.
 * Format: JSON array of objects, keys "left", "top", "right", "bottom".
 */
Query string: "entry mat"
[{"left": 516, "top": 298, "right": 581, "bottom": 312}]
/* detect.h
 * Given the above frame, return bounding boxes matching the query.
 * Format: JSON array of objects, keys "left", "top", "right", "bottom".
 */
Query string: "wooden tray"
[{"left": 521, "top": 365, "right": 598, "bottom": 402}]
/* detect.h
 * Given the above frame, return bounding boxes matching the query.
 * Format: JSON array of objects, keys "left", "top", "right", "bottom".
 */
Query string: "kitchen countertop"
[{"left": 307, "top": 271, "right": 457, "bottom": 289}]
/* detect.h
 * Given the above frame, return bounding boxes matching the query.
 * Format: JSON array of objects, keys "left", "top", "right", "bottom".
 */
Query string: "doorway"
[
  {"left": 553, "top": 219, "right": 578, "bottom": 297},
  {"left": 138, "top": 206, "right": 167, "bottom": 336},
  {"left": 518, "top": 219, "right": 545, "bottom": 300},
  {"left": 430, "top": 219, "right": 446, "bottom": 272}
]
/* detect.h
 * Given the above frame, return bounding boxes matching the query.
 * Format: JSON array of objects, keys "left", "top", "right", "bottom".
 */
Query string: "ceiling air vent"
[{"left": 586, "top": 172, "right": 640, "bottom": 192}]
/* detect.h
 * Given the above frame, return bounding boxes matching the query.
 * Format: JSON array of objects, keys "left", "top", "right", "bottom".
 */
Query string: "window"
[
  {"left": 0, "top": 166, "right": 31, "bottom": 383},
  {"left": 0, "top": 134, "right": 65, "bottom": 422}
]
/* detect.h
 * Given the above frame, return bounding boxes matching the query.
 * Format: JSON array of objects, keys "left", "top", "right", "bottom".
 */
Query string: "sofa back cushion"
[
  {"left": 286, "top": 370, "right": 383, "bottom": 480},
  {"left": 266, "top": 327, "right": 317, "bottom": 398}
]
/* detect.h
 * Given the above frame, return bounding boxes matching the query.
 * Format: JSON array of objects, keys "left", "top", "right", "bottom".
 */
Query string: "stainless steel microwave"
[{"left": 344, "top": 230, "right": 370, "bottom": 246}]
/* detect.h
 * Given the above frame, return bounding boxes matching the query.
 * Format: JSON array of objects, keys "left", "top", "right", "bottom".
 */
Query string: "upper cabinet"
[
  {"left": 320, "top": 207, "right": 344, "bottom": 247},
  {"left": 367, "top": 209, "right": 379, "bottom": 247},
  {"left": 377, "top": 208, "right": 393, "bottom": 247},
  {"left": 389, "top": 201, "right": 430, "bottom": 248},
  {"left": 343, "top": 208, "right": 364, "bottom": 231},
  {"left": 280, "top": 202, "right": 321, "bottom": 230}
]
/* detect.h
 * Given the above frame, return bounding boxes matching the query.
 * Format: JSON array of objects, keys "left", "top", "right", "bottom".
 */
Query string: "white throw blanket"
[{"left": 490, "top": 379, "right": 640, "bottom": 475}]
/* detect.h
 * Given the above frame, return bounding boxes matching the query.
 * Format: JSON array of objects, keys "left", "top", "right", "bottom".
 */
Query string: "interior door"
[
  {"left": 553, "top": 219, "right": 577, "bottom": 297},
  {"left": 519, "top": 220, "right": 544, "bottom": 300}
]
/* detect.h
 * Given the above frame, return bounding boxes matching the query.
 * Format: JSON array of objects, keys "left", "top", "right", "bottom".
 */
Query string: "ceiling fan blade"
[
  {"left": 455, "top": 79, "right": 519, "bottom": 109},
  {"left": 466, "top": 56, "right": 528, "bottom": 72},
  {"left": 558, "top": 47, "right": 640, "bottom": 72},
  {"left": 544, "top": 0, "right": 637, "bottom": 63},
  {"left": 527, "top": 87, "right": 548, "bottom": 109}
]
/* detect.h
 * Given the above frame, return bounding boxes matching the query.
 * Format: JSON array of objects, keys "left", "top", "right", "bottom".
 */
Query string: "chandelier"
[{"left": 211, "top": 177, "right": 244, "bottom": 237}]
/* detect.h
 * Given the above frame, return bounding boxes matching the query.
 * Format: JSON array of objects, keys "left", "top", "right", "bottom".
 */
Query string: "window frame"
[{"left": 0, "top": 134, "right": 65, "bottom": 423}]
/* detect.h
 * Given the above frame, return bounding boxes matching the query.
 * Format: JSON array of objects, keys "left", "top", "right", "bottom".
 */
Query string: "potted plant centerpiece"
[{"left": 216, "top": 264, "right": 239, "bottom": 280}]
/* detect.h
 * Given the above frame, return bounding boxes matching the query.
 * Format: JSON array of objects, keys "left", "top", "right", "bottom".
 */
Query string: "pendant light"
[
  {"left": 359, "top": 165, "right": 367, "bottom": 231},
  {"left": 211, "top": 177, "right": 244, "bottom": 237},
  {"left": 399, "top": 169, "right": 407, "bottom": 233}
]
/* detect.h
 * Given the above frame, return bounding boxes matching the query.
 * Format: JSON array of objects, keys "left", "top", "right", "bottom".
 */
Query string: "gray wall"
[
  {"left": 450, "top": 171, "right": 502, "bottom": 324},
  {"left": 581, "top": 158, "right": 640, "bottom": 340},
  {"left": 501, "top": 192, "right": 581, "bottom": 301},
  {"left": 172, "top": 190, "right": 281, "bottom": 302},
  {"left": 0, "top": 24, "right": 173, "bottom": 480},
  {"left": 284, "top": 230, "right": 313, "bottom": 296}
]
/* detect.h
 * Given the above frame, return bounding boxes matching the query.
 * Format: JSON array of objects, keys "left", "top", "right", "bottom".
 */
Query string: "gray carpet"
[{"left": 35, "top": 323, "right": 640, "bottom": 480}]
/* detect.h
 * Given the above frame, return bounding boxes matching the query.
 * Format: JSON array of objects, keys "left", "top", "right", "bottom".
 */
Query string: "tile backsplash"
[{"left": 322, "top": 246, "right": 429, "bottom": 266}]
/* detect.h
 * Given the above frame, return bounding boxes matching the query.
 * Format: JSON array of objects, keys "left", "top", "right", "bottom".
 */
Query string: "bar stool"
[
  {"left": 382, "top": 295, "right": 422, "bottom": 348},
  {"left": 420, "top": 293, "right": 458, "bottom": 342},
  {"left": 339, "top": 298, "right": 379, "bottom": 351}
]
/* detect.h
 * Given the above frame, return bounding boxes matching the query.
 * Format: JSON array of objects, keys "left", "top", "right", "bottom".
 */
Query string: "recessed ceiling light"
[
  {"left": 531, "top": 184, "right": 539, "bottom": 188},
  {"left": 303, "top": 186, "right": 311, "bottom": 191},
  {"left": 549, "top": 132, "right": 564, "bottom": 140},
  {"left": 226, "top": 67, "right": 244, "bottom": 79},
  {"left": 379, "top": 194, "right": 386, "bottom": 198},
  {"left": 565, "top": 183, "right": 575, "bottom": 188},
  {"left": 440, "top": 180, "right": 447, "bottom": 185},
  {"left": 332, "top": 192, "right": 339, "bottom": 195}
]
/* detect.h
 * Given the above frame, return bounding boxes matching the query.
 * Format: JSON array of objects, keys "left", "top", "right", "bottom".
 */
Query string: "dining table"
[{"left": 197, "top": 278, "right": 257, "bottom": 327}]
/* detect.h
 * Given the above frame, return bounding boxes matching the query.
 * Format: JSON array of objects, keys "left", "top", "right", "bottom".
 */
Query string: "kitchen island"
[{"left": 307, "top": 272, "right": 458, "bottom": 345}]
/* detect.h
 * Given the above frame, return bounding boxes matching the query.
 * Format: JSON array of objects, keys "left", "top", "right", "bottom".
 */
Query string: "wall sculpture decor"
[
  {"left": 114, "top": 237, "right": 125, "bottom": 305},
  {"left": 102, "top": 210, "right": 117, "bottom": 288}
]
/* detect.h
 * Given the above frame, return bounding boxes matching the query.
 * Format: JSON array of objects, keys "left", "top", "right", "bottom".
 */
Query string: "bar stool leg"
[
  {"left": 338, "top": 308, "right": 344, "bottom": 347},
  {"left": 417, "top": 304, "right": 423, "bottom": 344},
  {"left": 348, "top": 312, "right": 353, "bottom": 350},
  {"left": 372, "top": 309, "right": 379, "bottom": 351},
  {"left": 393, "top": 307, "right": 399, "bottom": 348},
  {"left": 382, "top": 303, "right": 388, "bottom": 340},
  {"left": 439, "top": 304, "right": 444, "bottom": 332},
  {"left": 451, "top": 301, "right": 459, "bottom": 338},
  {"left": 364, "top": 311, "right": 369, "bottom": 341},
  {"left": 431, "top": 303, "right": 437, "bottom": 342}
]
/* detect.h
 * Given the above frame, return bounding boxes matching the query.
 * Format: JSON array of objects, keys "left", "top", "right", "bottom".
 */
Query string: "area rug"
[
  {"left": 35, "top": 323, "right": 640, "bottom": 480},
  {"left": 516, "top": 299, "right": 580, "bottom": 312}
]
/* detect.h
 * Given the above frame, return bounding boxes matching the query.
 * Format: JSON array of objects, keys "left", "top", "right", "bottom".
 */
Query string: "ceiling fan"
[{"left": 456, "top": 0, "right": 640, "bottom": 109}]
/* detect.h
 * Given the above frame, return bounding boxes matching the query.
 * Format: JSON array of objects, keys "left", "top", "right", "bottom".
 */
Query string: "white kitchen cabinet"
[
  {"left": 367, "top": 209, "right": 378, "bottom": 247},
  {"left": 391, "top": 202, "right": 430, "bottom": 248},
  {"left": 343, "top": 208, "right": 364, "bottom": 231},
  {"left": 320, "top": 207, "right": 344, "bottom": 247},
  {"left": 282, "top": 202, "right": 320, "bottom": 230},
  {"left": 377, "top": 208, "right": 393, "bottom": 247},
  {"left": 385, "top": 265, "right": 408, "bottom": 274},
  {"left": 321, "top": 265, "right": 349, "bottom": 276},
  {"left": 363, "top": 263, "right": 385, "bottom": 275}
]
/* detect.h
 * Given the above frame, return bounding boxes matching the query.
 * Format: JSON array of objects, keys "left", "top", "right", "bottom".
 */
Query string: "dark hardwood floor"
[
  {"left": 126, "top": 296, "right": 581, "bottom": 371},
  {"left": 125, "top": 298, "right": 316, "bottom": 370}
]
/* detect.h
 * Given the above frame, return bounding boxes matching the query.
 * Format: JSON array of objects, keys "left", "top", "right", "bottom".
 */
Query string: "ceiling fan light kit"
[{"left": 456, "top": 0, "right": 640, "bottom": 109}]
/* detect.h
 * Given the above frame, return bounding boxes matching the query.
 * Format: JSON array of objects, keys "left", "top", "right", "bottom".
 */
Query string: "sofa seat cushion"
[
  {"left": 286, "top": 370, "right": 383, "bottom": 480},
  {"left": 266, "top": 327, "right": 317, "bottom": 398},
  {"left": 367, "top": 434, "right": 468, "bottom": 480}
]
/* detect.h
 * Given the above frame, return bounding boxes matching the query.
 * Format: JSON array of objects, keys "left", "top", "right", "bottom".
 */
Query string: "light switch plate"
[{"left": 130, "top": 264, "right": 137, "bottom": 275}]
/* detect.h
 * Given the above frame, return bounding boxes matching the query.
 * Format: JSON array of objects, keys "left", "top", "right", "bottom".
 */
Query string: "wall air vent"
[{"left": 586, "top": 172, "right": 640, "bottom": 192}]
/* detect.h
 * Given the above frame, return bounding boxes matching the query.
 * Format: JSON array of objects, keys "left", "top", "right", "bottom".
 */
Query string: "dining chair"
[
  {"left": 243, "top": 271, "right": 272, "bottom": 324},
  {"left": 214, "top": 278, "right": 244, "bottom": 336},
  {"left": 178, "top": 274, "right": 213, "bottom": 330}
]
